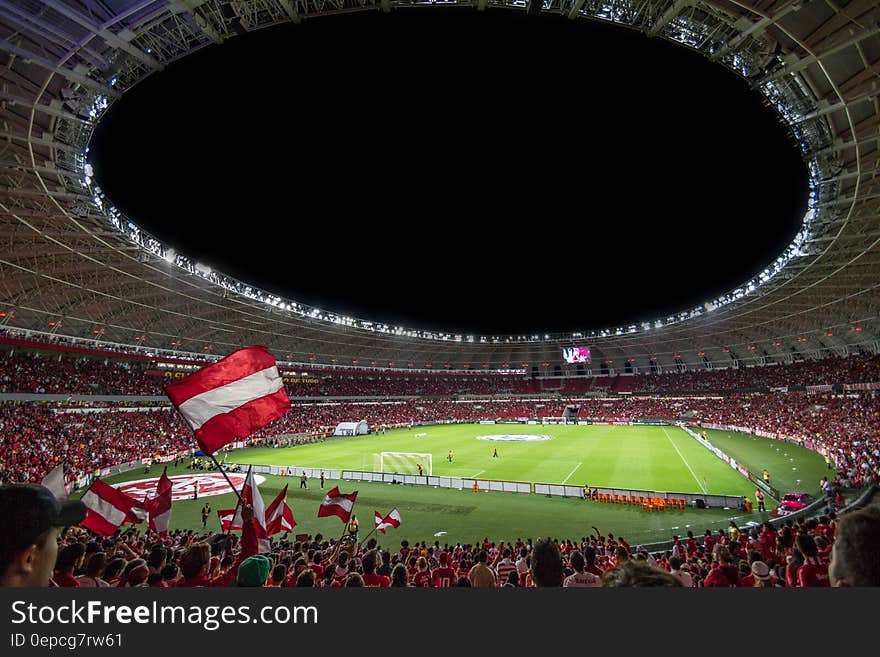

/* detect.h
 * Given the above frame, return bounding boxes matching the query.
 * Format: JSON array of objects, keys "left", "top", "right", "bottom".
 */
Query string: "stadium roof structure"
[{"left": 1, "top": 0, "right": 879, "bottom": 374}]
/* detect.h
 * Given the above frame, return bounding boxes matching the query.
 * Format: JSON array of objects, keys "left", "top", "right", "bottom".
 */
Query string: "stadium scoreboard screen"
[{"left": 562, "top": 346, "right": 591, "bottom": 364}]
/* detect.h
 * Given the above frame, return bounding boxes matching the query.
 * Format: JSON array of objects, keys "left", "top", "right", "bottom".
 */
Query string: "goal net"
[{"left": 373, "top": 452, "right": 433, "bottom": 476}]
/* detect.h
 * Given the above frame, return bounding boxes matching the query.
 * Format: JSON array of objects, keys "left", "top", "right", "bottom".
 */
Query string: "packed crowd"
[
  {"left": 0, "top": 405, "right": 191, "bottom": 484},
  {"left": 2, "top": 350, "right": 879, "bottom": 399},
  {"left": 2, "top": 389, "right": 877, "bottom": 492},
  {"left": 0, "top": 353, "right": 163, "bottom": 395},
  {"left": 637, "top": 353, "right": 880, "bottom": 392},
  {"left": 5, "top": 496, "right": 878, "bottom": 588}
]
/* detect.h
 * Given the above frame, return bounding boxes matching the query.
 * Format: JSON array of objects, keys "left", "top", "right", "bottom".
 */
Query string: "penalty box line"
[{"left": 662, "top": 427, "right": 708, "bottom": 495}]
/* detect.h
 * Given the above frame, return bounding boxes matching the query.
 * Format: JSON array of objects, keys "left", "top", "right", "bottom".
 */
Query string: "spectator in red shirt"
[
  {"left": 703, "top": 546, "right": 740, "bottom": 587},
  {"left": 412, "top": 557, "right": 433, "bottom": 587},
  {"left": 431, "top": 553, "right": 456, "bottom": 588},
  {"left": 796, "top": 533, "right": 830, "bottom": 587},
  {"left": 361, "top": 550, "right": 391, "bottom": 588},
  {"left": 53, "top": 542, "right": 86, "bottom": 587},
  {"left": 175, "top": 505, "right": 257, "bottom": 587}
]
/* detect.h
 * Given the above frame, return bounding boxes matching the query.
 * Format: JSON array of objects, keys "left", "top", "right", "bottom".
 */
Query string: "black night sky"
[{"left": 88, "top": 8, "right": 809, "bottom": 335}]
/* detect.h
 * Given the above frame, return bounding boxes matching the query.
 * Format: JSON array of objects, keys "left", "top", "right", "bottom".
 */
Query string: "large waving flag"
[
  {"left": 317, "top": 486, "right": 358, "bottom": 523},
  {"left": 164, "top": 346, "right": 291, "bottom": 455},
  {"left": 375, "top": 508, "right": 402, "bottom": 534},
  {"left": 144, "top": 468, "right": 173, "bottom": 536},
  {"left": 81, "top": 479, "right": 145, "bottom": 537},
  {"left": 265, "top": 484, "right": 296, "bottom": 535}
]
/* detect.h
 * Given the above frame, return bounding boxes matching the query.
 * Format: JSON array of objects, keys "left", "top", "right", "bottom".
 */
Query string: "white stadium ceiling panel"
[{"left": 1, "top": 0, "right": 879, "bottom": 371}]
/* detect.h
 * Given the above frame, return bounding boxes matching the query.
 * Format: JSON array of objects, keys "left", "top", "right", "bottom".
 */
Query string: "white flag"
[{"left": 41, "top": 464, "right": 68, "bottom": 501}]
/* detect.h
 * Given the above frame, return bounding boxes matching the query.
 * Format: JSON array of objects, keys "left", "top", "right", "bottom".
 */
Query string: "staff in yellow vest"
[
  {"left": 347, "top": 514, "right": 359, "bottom": 537},
  {"left": 755, "top": 489, "right": 765, "bottom": 512}
]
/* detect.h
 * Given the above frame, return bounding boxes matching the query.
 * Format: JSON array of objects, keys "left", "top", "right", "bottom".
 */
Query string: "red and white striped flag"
[
  {"left": 317, "top": 486, "right": 358, "bottom": 523},
  {"left": 40, "top": 464, "right": 68, "bottom": 501},
  {"left": 217, "top": 508, "right": 240, "bottom": 532},
  {"left": 164, "top": 346, "right": 291, "bottom": 455},
  {"left": 81, "top": 479, "right": 145, "bottom": 537},
  {"left": 265, "top": 484, "right": 296, "bottom": 536},
  {"left": 375, "top": 508, "right": 402, "bottom": 534},
  {"left": 144, "top": 468, "right": 173, "bottom": 536},
  {"left": 232, "top": 467, "right": 269, "bottom": 552}
]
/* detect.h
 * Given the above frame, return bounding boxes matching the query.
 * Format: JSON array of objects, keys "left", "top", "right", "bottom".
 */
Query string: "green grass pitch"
[{"left": 98, "top": 424, "right": 828, "bottom": 547}]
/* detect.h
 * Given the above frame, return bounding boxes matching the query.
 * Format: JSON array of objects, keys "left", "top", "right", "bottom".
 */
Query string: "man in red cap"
[{"left": 0, "top": 484, "right": 87, "bottom": 587}]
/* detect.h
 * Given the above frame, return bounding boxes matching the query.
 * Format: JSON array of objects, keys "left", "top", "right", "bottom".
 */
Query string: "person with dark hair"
[
  {"left": 390, "top": 563, "right": 409, "bottom": 588},
  {"left": 53, "top": 542, "right": 86, "bottom": 587},
  {"left": 668, "top": 557, "right": 694, "bottom": 587},
  {"left": 161, "top": 563, "right": 179, "bottom": 585},
  {"left": 175, "top": 505, "right": 257, "bottom": 587},
  {"left": 468, "top": 550, "right": 496, "bottom": 588},
  {"left": 296, "top": 569, "right": 316, "bottom": 587},
  {"left": 345, "top": 572, "right": 364, "bottom": 587},
  {"left": 77, "top": 552, "right": 110, "bottom": 588},
  {"left": 702, "top": 545, "right": 740, "bottom": 587},
  {"left": 0, "top": 484, "right": 87, "bottom": 588},
  {"left": 829, "top": 505, "right": 880, "bottom": 586},
  {"left": 125, "top": 563, "right": 150, "bottom": 587},
  {"left": 412, "top": 557, "right": 432, "bottom": 587},
  {"left": 268, "top": 564, "right": 287, "bottom": 587},
  {"left": 563, "top": 550, "right": 600, "bottom": 587},
  {"left": 530, "top": 539, "right": 564, "bottom": 587},
  {"left": 431, "top": 553, "right": 456, "bottom": 588},
  {"left": 796, "top": 533, "right": 830, "bottom": 587},
  {"left": 503, "top": 570, "right": 519, "bottom": 587},
  {"left": 455, "top": 576, "right": 471, "bottom": 587},
  {"left": 601, "top": 560, "right": 683, "bottom": 587},
  {"left": 147, "top": 546, "right": 167, "bottom": 576},
  {"left": 493, "top": 547, "right": 516, "bottom": 587},
  {"left": 103, "top": 557, "right": 128, "bottom": 587},
  {"left": 362, "top": 549, "right": 391, "bottom": 587}
]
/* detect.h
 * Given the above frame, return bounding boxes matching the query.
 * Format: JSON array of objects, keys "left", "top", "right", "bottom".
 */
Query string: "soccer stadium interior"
[{"left": 1, "top": 0, "right": 879, "bottom": 589}]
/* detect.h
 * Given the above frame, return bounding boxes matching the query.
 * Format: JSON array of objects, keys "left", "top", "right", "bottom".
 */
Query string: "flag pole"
[
  {"left": 360, "top": 506, "right": 393, "bottom": 545},
  {"left": 219, "top": 464, "right": 251, "bottom": 562},
  {"left": 225, "top": 464, "right": 251, "bottom": 534},
  {"left": 207, "top": 447, "right": 244, "bottom": 504},
  {"left": 330, "top": 493, "right": 359, "bottom": 563}
]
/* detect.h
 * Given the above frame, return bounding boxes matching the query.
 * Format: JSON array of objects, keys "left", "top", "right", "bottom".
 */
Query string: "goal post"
[{"left": 373, "top": 452, "right": 433, "bottom": 476}]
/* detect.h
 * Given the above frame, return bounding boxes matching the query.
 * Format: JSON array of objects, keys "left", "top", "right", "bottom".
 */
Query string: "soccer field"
[
  {"left": 228, "top": 424, "right": 823, "bottom": 497},
  {"left": 97, "top": 424, "right": 827, "bottom": 546}
]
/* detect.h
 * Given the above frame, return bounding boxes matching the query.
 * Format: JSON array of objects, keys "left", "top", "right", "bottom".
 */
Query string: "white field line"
[
  {"left": 562, "top": 462, "right": 583, "bottom": 484},
  {"left": 470, "top": 470, "right": 486, "bottom": 478},
  {"left": 662, "top": 427, "right": 708, "bottom": 495}
]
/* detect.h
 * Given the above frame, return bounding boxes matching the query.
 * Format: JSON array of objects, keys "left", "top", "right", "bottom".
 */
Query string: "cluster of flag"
[
  {"left": 37, "top": 347, "right": 403, "bottom": 540},
  {"left": 217, "top": 470, "right": 296, "bottom": 552},
  {"left": 374, "top": 508, "right": 402, "bottom": 534}
]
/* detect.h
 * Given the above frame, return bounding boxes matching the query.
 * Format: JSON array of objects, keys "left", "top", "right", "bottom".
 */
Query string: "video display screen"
[{"left": 562, "top": 346, "right": 591, "bottom": 364}]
